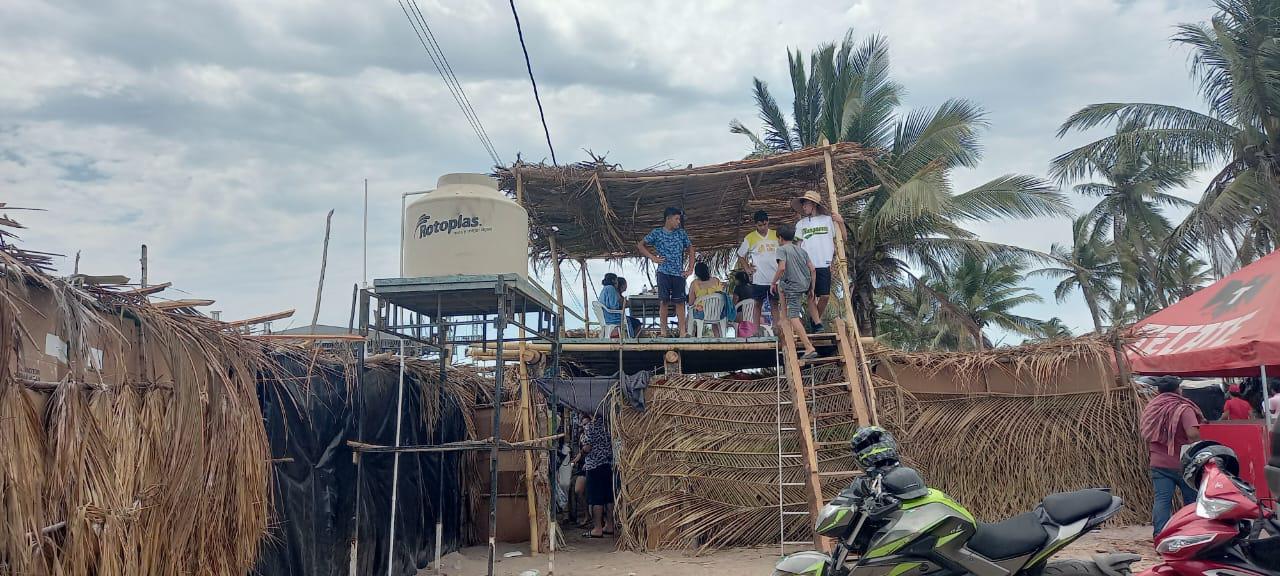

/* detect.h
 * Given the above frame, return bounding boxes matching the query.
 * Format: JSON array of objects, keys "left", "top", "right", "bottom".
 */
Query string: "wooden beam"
[
  {"left": 250, "top": 333, "right": 366, "bottom": 342},
  {"left": 845, "top": 318, "right": 879, "bottom": 424},
  {"left": 833, "top": 319, "right": 872, "bottom": 425},
  {"left": 223, "top": 309, "right": 296, "bottom": 328},
  {"left": 579, "top": 259, "right": 591, "bottom": 336},
  {"left": 837, "top": 184, "right": 881, "bottom": 203},
  {"left": 663, "top": 350, "right": 682, "bottom": 375},
  {"left": 778, "top": 322, "right": 830, "bottom": 551},
  {"left": 120, "top": 282, "right": 171, "bottom": 296},
  {"left": 153, "top": 299, "right": 215, "bottom": 310}
]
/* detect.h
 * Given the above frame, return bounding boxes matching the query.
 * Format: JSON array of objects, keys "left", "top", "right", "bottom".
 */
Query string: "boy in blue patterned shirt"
[{"left": 636, "top": 207, "right": 695, "bottom": 337}]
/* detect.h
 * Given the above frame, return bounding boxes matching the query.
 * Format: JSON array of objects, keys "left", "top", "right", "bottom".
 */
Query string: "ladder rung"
[
  {"left": 783, "top": 541, "right": 815, "bottom": 545},
  {"left": 780, "top": 454, "right": 802, "bottom": 458},
  {"left": 779, "top": 427, "right": 797, "bottom": 431},
  {"left": 806, "top": 382, "right": 849, "bottom": 391},
  {"left": 780, "top": 482, "right": 807, "bottom": 486},
  {"left": 782, "top": 511, "right": 810, "bottom": 516},
  {"left": 778, "top": 401, "right": 793, "bottom": 405},
  {"left": 819, "top": 471, "right": 859, "bottom": 477}
]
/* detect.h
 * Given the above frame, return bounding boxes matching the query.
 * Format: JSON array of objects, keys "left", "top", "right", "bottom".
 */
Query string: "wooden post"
[
  {"left": 515, "top": 165, "right": 524, "bottom": 204},
  {"left": 663, "top": 350, "right": 682, "bottom": 375},
  {"left": 140, "top": 244, "right": 148, "bottom": 288},
  {"left": 822, "top": 145, "right": 874, "bottom": 423},
  {"left": 515, "top": 328, "right": 542, "bottom": 554},
  {"left": 847, "top": 319, "right": 879, "bottom": 423},
  {"left": 549, "top": 234, "right": 565, "bottom": 338},
  {"left": 580, "top": 259, "right": 591, "bottom": 336},
  {"left": 833, "top": 319, "right": 872, "bottom": 425},
  {"left": 312, "top": 209, "right": 335, "bottom": 333},
  {"left": 778, "top": 322, "right": 831, "bottom": 551}
]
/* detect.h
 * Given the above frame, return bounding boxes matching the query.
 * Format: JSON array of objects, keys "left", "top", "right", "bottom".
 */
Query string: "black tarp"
[{"left": 255, "top": 355, "right": 469, "bottom": 576}]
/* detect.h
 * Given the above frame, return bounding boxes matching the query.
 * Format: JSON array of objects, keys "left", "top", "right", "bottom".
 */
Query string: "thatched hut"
[{"left": 0, "top": 237, "right": 272, "bottom": 573}]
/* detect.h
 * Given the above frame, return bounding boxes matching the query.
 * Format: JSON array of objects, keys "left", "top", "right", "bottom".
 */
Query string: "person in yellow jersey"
[
  {"left": 790, "top": 190, "right": 844, "bottom": 333},
  {"left": 736, "top": 210, "right": 779, "bottom": 331}
]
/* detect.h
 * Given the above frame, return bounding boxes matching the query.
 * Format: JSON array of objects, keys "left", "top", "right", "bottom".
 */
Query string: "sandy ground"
[{"left": 424, "top": 525, "right": 1158, "bottom": 576}]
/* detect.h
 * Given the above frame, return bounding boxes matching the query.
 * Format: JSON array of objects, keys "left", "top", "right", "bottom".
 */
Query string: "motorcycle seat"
[
  {"left": 1041, "top": 489, "right": 1112, "bottom": 525},
  {"left": 968, "top": 512, "right": 1048, "bottom": 560}
]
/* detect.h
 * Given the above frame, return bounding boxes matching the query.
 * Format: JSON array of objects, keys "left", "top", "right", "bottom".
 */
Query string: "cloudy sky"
[{"left": 1, "top": 0, "right": 1212, "bottom": 338}]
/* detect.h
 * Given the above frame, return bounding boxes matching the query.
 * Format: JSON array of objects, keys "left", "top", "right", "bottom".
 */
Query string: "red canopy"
[{"left": 1130, "top": 249, "right": 1280, "bottom": 377}]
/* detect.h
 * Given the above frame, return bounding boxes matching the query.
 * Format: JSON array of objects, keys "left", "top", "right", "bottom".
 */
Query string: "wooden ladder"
[{"left": 776, "top": 319, "right": 876, "bottom": 550}]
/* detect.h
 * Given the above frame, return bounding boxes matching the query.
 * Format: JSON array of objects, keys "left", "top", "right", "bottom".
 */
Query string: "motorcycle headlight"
[
  {"left": 1155, "top": 533, "right": 1215, "bottom": 554},
  {"left": 1195, "top": 495, "right": 1237, "bottom": 518}
]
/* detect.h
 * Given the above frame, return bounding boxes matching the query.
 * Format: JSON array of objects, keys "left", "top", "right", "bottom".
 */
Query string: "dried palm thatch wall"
[
  {"left": 614, "top": 336, "right": 1150, "bottom": 552},
  {"left": 869, "top": 336, "right": 1152, "bottom": 525},
  {"left": 614, "top": 366, "right": 858, "bottom": 552},
  {"left": 0, "top": 256, "right": 271, "bottom": 574}
]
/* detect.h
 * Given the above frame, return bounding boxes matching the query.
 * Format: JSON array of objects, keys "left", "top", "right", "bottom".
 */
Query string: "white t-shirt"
[
  {"left": 737, "top": 229, "right": 779, "bottom": 285},
  {"left": 797, "top": 214, "right": 836, "bottom": 268},
  {"left": 1268, "top": 393, "right": 1280, "bottom": 419}
]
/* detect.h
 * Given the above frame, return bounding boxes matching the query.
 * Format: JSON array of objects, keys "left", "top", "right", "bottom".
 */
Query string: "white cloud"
[{"left": 0, "top": 0, "right": 1217, "bottom": 339}]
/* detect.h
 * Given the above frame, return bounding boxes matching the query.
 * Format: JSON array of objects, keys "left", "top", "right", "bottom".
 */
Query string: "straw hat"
[{"left": 789, "top": 190, "right": 829, "bottom": 215}]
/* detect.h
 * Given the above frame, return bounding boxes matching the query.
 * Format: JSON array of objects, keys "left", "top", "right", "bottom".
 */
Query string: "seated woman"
[
  {"left": 596, "top": 273, "right": 632, "bottom": 338},
  {"left": 615, "top": 277, "right": 642, "bottom": 338},
  {"left": 688, "top": 262, "right": 725, "bottom": 336}
]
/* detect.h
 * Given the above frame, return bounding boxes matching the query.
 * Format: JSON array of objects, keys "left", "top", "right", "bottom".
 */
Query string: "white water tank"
[{"left": 402, "top": 173, "right": 529, "bottom": 279}]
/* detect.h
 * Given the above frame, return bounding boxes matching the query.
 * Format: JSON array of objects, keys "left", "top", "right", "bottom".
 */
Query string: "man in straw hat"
[{"left": 790, "top": 190, "right": 845, "bottom": 333}]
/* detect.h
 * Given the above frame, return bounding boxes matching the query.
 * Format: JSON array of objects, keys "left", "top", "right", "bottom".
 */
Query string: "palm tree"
[
  {"left": 922, "top": 254, "right": 1046, "bottom": 350},
  {"left": 1031, "top": 217, "right": 1122, "bottom": 333},
  {"left": 1039, "top": 317, "right": 1074, "bottom": 341},
  {"left": 1054, "top": 0, "right": 1280, "bottom": 274},
  {"left": 1160, "top": 253, "right": 1214, "bottom": 303},
  {"left": 875, "top": 283, "right": 958, "bottom": 350},
  {"left": 731, "top": 29, "right": 1070, "bottom": 333},
  {"left": 1050, "top": 120, "right": 1196, "bottom": 315}
]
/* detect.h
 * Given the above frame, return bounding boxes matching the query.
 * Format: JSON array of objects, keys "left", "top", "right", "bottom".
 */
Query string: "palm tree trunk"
[{"left": 1079, "top": 277, "right": 1104, "bottom": 333}]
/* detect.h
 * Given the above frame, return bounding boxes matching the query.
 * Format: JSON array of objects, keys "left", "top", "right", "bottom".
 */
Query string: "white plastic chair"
[
  {"left": 692, "top": 293, "right": 727, "bottom": 337},
  {"left": 733, "top": 299, "right": 757, "bottom": 337},
  {"left": 591, "top": 301, "right": 623, "bottom": 340}
]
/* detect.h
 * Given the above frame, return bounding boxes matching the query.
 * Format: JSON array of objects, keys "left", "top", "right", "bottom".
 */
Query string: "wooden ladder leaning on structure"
[{"left": 776, "top": 319, "right": 877, "bottom": 552}]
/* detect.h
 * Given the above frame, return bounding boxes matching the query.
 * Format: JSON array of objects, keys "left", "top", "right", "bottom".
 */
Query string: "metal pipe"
[
  {"left": 487, "top": 292, "right": 507, "bottom": 576},
  {"left": 386, "top": 338, "right": 407, "bottom": 576},
  {"left": 434, "top": 295, "right": 446, "bottom": 575},
  {"left": 1263, "top": 364, "right": 1273, "bottom": 429}
]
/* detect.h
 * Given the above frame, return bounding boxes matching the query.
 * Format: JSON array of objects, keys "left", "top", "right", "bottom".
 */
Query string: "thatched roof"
[{"left": 497, "top": 143, "right": 877, "bottom": 260}]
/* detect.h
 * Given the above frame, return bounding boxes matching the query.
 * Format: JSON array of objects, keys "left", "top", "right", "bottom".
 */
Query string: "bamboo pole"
[
  {"left": 549, "top": 234, "right": 565, "bottom": 338},
  {"left": 823, "top": 144, "right": 874, "bottom": 425},
  {"left": 833, "top": 319, "right": 872, "bottom": 425},
  {"left": 579, "top": 259, "right": 591, "bottom": 336},
  {"left": 311, "top": 209, "right": 335, "bottom": 333},
  {"left": 516, "top": 328, "right": 541, "bottom": 554}
]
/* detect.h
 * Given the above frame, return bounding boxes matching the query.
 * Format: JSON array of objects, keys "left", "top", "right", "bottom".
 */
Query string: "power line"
[
  {"left": 407, "top": 0, "right": 503, "bottom": 165},
  {"left": 507, "top": 0, "right": 557, "bottom": 166},
  {"left": 397, "top": 0, "right": 503, "bottom": 167}
]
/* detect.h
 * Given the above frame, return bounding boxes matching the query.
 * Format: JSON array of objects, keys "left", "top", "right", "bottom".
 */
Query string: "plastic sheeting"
[{"left": 254, "top": 355, "right": 469, "bottom": 576}]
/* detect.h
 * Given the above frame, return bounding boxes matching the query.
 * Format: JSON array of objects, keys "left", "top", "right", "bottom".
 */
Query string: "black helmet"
[
  {"left": 1181, "top": 440, "right": 1240, "bottom": 488},
  {"left": 851, "top": 426, "right": 900, "bottom": 471}
]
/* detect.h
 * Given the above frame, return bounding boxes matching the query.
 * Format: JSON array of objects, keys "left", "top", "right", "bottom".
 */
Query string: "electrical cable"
[
  {"left": 507, "top": 0, "right": 557, "bottom": 166},
  {"left": 396, "top": 0, "right": 503, "bottom": 167}
]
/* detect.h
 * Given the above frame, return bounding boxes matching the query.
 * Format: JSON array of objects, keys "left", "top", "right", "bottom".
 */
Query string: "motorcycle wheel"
[{"left": 1044, "top": 559, "right": 1132, "bottom": 576}]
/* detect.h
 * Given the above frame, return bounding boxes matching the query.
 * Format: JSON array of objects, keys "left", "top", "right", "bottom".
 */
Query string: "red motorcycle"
[{"left": 1141, "top": 441, "right": 1280, "bottom": 576}]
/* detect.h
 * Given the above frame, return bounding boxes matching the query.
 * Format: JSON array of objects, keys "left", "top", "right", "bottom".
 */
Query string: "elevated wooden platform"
[{"left": 469, "top": 334, "right": 855, "bottom": 374}]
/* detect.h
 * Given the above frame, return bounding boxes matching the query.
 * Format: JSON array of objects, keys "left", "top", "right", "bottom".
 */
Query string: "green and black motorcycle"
[{"left": 774, "top": 428, "right": 1142, "bottom": 576}]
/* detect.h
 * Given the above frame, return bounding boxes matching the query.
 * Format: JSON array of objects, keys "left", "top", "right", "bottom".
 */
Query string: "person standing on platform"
[
  {"left": 790, "top": 190, "right": 844, "bottom": 333},
  {"left": 772, "top": 224, "right": 818, "bottom": 359},
  {"left": 736, "top": 210, "right": 779, "bottom": 331},
  {"left": 1140, "top": 375, "right": 1204, "bottom": 536},
  {"left": 637, "top": 207, "right": 694, "bottom": 337}
]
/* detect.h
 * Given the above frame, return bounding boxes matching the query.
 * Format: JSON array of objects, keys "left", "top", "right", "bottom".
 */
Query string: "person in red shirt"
[{"left": 1223, "top": 384, "right": 1254, "bottom": 420}]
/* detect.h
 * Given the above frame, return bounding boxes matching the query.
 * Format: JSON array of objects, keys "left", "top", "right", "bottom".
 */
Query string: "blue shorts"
[{"left": 655, "top": 272, "right": 687, "bottom": 304}]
